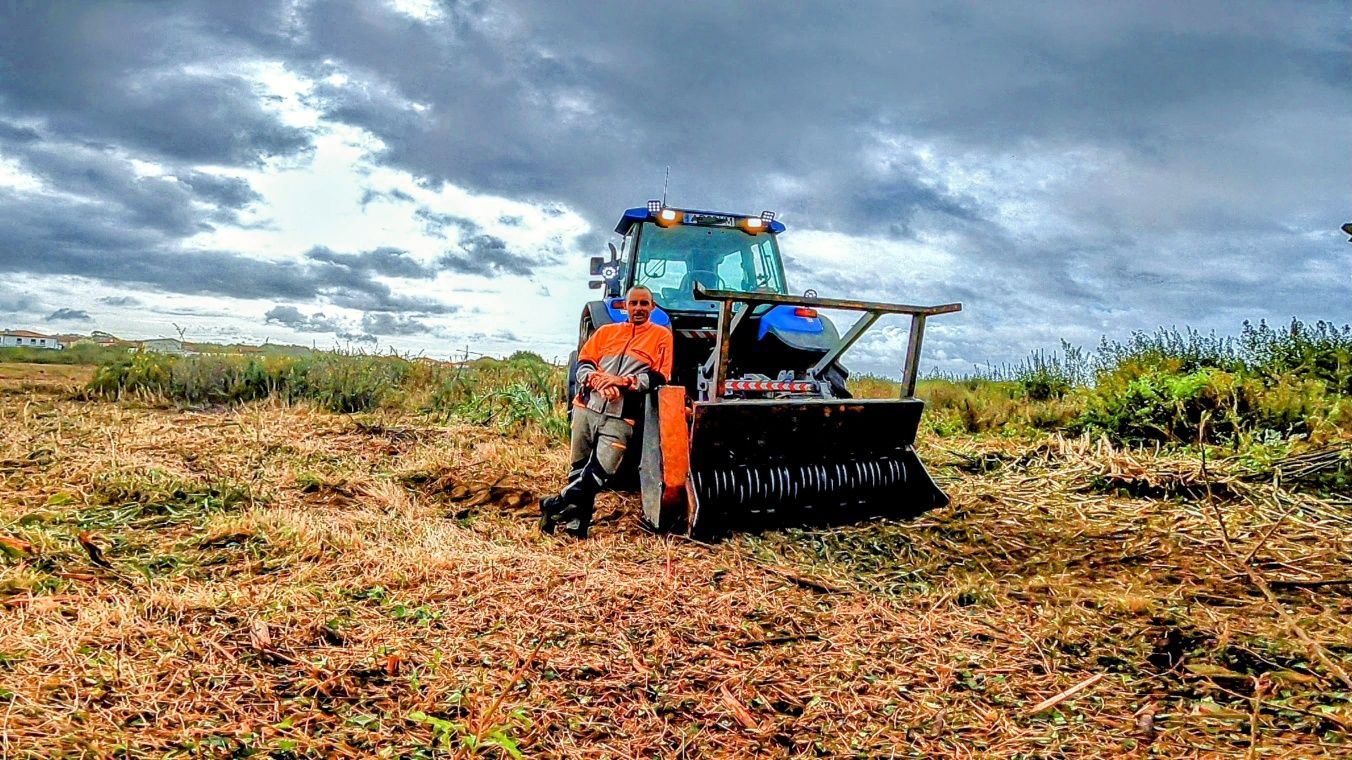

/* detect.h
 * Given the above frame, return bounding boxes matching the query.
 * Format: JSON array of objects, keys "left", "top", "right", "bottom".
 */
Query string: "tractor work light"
[
  {"left": 647, "top": 200, "right": 662, "bottom": 214},
  {"left": 760, "top": 210, "right": 776, "bottom": 222},
  {"left": 656, "top": 208, "right": 683, "bottom": 227},
  {"left": 737, "top": 216, "right": 767, "bottom": 234}
]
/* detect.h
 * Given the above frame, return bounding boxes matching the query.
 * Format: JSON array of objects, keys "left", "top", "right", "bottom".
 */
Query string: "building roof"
[{"left": 2, "top": 329, "right": 54, "bottom": 338}]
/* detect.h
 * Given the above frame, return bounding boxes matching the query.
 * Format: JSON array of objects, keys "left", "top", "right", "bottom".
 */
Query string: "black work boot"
[
  {"left": 538, "top": 495, "right": 565, "bottom": 534},
  {"left": 554, "top": 501, "right": 594, "bottom": 539}
]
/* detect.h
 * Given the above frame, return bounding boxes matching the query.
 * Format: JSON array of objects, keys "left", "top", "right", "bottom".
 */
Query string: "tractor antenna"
[{"left": 662, "top": 165, "right": 670, "bottom": 205}]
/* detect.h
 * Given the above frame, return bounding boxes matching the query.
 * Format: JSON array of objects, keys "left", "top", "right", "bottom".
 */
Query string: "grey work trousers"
[{"left": 560, "top": 407, "right": 635, "bottom": 508}]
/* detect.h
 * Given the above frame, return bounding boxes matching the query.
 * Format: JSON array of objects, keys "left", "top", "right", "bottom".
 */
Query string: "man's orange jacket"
[{"left": 574, "top": 320, "right": 673, "bottom": 420}]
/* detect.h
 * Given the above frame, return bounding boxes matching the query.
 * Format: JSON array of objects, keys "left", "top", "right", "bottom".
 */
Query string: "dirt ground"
[{"left": 1, "top": 363, "right": 1349, "bottom": 757}]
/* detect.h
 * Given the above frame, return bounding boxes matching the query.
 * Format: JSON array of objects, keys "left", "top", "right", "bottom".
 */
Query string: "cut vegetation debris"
[{"left": 1, "top": 346, "right": 1351, "bottom": 756}]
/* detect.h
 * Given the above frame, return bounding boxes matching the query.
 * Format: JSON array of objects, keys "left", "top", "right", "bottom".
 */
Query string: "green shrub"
[
  {"left": 1240, "top": 319, "right": 1352, "bottom": 393},
  {"left": 297, "top": 355, "right": 412, "bottom": 413},
  {"left": 87, "top": 350, "right": 569, "bottom": 439},
  {"left": 90, "top": 353, "right": 297, "bottom": 406},
  {"left": 88, "top": 352, "right": 412, "bottom": 412},
  {"left": 1095, "top": 326, "right": 1244, "bottom": 374},
  {"left": 430, "top": 357, "right": 567, "bottom": 440},
  {"left": 0, "top": 343, "right": 127, "bottom": 365},
  {"left": 918, "top": 379, "right": 1080, "bottom": 436},
  {"left": 1077, "top": 364, "right": 1333, "bottom": 444}
]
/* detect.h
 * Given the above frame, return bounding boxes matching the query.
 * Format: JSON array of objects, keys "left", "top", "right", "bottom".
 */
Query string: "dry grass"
[
  {"left": 1, "top": 364, "right": 1350, "bottom": 757},
  {"left": 0, "top": 362, "right": 92, "bottom": 388}
]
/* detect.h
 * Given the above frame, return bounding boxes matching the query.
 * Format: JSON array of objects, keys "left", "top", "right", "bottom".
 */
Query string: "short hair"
[{"left": 626, "top": 286, "right": 653, "bottom": 299}]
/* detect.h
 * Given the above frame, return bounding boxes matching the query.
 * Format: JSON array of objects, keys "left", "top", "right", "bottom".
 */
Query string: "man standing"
[{"left": 541, "top": 286, "right": 673, "bottom": 538}]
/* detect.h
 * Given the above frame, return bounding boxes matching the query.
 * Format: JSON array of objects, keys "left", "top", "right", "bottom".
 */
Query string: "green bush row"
[
  {"left": 0, "top": 343, "right": 128, "bottom": 365},
  {"left": 904, "top": 368, "right": 1348, "bottom": 444},
  {"left": 859, "top": 318, "right": 1352, "bottom": 443},
  {"left": 86, "top": 350, "right": 568, "bottom": 440},
  {"left": 78, "top": 317, "right": 1352, "bottom": 446}
]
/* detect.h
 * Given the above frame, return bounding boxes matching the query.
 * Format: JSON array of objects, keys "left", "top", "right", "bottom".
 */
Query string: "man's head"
[{"left": 625, "top": 286, "right": 655, "bottom": 325}]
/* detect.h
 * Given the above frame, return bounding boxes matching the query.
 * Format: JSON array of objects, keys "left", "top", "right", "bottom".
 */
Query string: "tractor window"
[{"left": 634, "top": 224, "right": 787, "bottom": 312}]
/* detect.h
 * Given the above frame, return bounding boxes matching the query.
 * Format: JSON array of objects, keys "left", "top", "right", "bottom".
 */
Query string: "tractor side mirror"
[
  {"left": 589, "top": 256, "right": 605, "bottom": 276},
  {"left": 588, "top": 280, "right": 603, "bottom": 289}
]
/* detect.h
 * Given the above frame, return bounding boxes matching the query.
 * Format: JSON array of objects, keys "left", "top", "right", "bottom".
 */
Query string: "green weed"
[{"left": 0, "top": 344, "right": 128, "bottom": 365}]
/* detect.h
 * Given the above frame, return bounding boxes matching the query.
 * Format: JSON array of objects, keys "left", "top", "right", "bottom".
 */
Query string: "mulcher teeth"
[{"left": 683, "top": 398, "right": 947, "bottom": 539}]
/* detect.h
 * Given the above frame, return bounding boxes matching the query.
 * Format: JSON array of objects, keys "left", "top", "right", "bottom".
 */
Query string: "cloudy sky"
[{"left": 0, "top": 1, "right": 1348, "bottom": 373}]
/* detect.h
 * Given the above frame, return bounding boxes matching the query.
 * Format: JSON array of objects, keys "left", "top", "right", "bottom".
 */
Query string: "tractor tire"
[{"left": 567, "top": 309, "right": 595, "bottom": 424}]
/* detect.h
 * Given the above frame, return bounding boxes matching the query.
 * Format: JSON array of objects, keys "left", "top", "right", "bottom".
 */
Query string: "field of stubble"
[{"left": 1, "top": 363, "right": 1350, "bottom": 758}]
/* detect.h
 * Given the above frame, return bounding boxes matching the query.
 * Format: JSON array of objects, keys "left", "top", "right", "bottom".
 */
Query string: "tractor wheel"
[{"left": 567, "top": 314, "right": 595, "bottom": 423}]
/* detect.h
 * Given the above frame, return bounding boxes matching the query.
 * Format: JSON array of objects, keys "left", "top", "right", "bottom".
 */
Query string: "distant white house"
[
  {"left": 140, "top": 338, "right": 194, "bottom": 355},
  {"left": 1, "top": 330, "right": 63, "bottom": 350}
]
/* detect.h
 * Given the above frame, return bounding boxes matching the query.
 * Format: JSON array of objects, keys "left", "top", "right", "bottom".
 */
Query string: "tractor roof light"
[
  {"left": 760, "top": 210, "right": 776, "bottom": 222},
  {"left": 647, "top": 200, "right": 662, "bottom": 214},
  {"left": 737, "top": 216, "right": 767, "bottom": 234},
  {"left": 655, "top": 208, "right": 683, "bottom": 227}
]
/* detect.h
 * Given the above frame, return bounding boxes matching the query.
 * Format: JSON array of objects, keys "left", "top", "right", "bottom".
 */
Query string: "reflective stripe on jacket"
[{"left": 574, "top": 320, "right": 674, "bottom": 420}]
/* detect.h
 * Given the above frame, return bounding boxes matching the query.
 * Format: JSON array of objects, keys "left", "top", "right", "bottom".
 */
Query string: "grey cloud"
[
  {"left": 359, "top": 187, "right": 416, "bottom": 208},
  {"left": 0, "top": 290, "right": 38, "bottom": 313},
  {"left": 176, "top": 172, "right": 261, "bottom": 210},
  {"left": 13, "top": 143, "right": 208, "bottom": 236},
  {"left": 337, "top": 330, "right": 377, "bottom": 343},
  {"left": 0, "top": 2, "right": 312, "bottom": 165},
  {"left": 264, "top": 305, "right": 343, "bottom": 333},
  {"left": 360, "top": 312, "right": 431, "bottom": 336},
  {"left": 1, "top": 131, "right": 261, "bottom": 234},
  {"left": 0, "top": 188, "right": 457, "bottom": 314},
  {"left": 0, "top": 119, "right": 38, "bottom": 143},
  {"left": 415, "top": 207, "right": 478, "bottom": 239},
  {"left": 440, "top": 234, "right": 538, "bottom": 277},
  {"left": 98, "top": 296, "right": 142, "bottom": 306},
  {"left": 304, "top": 245, "right": 437, "bottom": 279},
  {"left": 46, "top": 308, "right": 91, "bottom": 322}
]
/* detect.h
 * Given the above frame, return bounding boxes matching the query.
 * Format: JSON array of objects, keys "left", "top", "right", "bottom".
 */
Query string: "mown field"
[{"left": 1, "top": 321, "right": 1350, "bottom": 757}]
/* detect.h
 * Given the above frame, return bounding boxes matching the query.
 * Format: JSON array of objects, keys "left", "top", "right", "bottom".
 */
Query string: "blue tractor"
[{"left": 569, "top": 201, "right": 961, "bottom": 538}]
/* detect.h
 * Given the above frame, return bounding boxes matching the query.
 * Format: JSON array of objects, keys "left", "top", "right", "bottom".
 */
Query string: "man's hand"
[
  {"left": 588, "top": 372, "right": 633, "bottom": 391},
  {"left": 587, "top": 372, "right": 617, "bottom": 390},
  {"left": 585, "top": 372, "right": 632, "bottom": 401}
]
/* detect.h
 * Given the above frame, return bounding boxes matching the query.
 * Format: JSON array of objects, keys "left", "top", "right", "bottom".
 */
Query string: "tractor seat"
[{"left": 677, "top": 269, "right": 721, "bottom": 294}]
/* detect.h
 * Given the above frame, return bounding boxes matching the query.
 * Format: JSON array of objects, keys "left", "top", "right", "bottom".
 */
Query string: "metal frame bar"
[
  {"left": 693, "top": 284, "right": 961, "bottom": 317},
  {"left": 694, "top": 285, "right": 961, "bottom": 401},
  {"left": 707, "top": 302, "right": 754, "bottom": 400},
  {"left": 901, "top": 314, "right": 927, "bottom": 398},
  {"left": 809, "top": 312, "right": 881, "bottom": 376}
]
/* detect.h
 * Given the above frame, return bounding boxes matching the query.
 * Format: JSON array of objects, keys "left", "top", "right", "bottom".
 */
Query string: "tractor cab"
[{"left": 586, "top": 203, "right": 843, "bottom": 398}]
